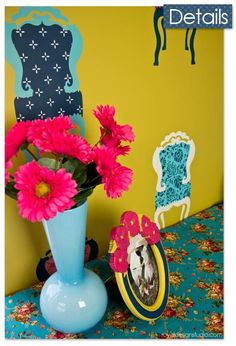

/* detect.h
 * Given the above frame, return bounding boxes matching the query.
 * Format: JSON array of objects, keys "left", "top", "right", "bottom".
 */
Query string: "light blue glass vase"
[{"left": 40, "top": 200, "right": 108, "bottom": 333}]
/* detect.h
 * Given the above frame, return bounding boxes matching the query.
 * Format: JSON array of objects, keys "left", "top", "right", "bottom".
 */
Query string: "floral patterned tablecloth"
[{"left": 5, "top": 204, "right": 223, "bottom": 339}]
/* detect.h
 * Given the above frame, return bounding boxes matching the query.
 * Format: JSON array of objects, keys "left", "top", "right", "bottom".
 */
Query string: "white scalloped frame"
[{"left": 152, "top": 131, "right": 195, "bottom": 229}]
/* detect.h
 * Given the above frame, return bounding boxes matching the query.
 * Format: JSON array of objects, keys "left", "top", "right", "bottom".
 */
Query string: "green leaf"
[
  {"left": 62, "top": 160, "right": 76, "bottom": 175},
  {"left": 81, "top": 162, "right": 102, "bottom": 188},
  {"left": 72, "top": 160, "right": 87, "bottom": 186},
  {"left": 73, "top": 161, "right": 87, "bottom": 175},
  {"left": 73, "top": 187, "right": 94, "bottom": 206},
  {"left": 38, "top": 158, "right": 58, "bottom": 170},
  {"left": 74, "top": 169, "right": 87, "bottom": 186},
  {"left": 63, "top": 158, "right": 89, "bottom": 186},
  {"left": 5, "top": 182, "right": 18, "bottom": 200}
]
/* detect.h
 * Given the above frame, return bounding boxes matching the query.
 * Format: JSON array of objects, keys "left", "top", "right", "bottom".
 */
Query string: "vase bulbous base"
[{"left": 40, "top": 268, "right": 108, "bottom": 333}]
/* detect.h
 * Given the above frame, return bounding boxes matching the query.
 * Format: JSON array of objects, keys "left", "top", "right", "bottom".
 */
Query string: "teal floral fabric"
[
  {"left": 155, "top": 142, "right": 191, "bottom": 208},
  {"left": 5, "top": 204, "right": 223, "bottom": 339}
]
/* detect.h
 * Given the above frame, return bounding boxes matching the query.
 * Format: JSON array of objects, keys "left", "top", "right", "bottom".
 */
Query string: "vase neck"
[{"left": 42, "top": 201, "right": 88, "bottom": 284}]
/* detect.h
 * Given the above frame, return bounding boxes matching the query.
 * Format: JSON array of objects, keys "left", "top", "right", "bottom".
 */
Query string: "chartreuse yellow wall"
[{"left": 5, "top": 7, "right": 223, "bottom": 295}]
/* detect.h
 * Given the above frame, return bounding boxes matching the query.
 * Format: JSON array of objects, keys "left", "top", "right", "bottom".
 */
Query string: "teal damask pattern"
[
  {"left": 155, "top": 142, "right": 191, "bottom": 208},
  {"left": 5, "top": 204, "right": 223, "bottom": 339}
]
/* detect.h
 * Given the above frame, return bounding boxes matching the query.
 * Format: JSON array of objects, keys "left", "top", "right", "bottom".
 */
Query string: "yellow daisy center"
[{"left": 35, "top": 182, "right": 51, "bottom": 198}]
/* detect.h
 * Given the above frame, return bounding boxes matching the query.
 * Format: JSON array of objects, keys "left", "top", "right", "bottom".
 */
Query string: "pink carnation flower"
[
  {"left": 14, "top": 161, "right": 77, "bottom": 222},
  {"left": 5, "top": 121, "right": 30, "bottom": 162},
  {"left": 5, "top": 160, "right": 13, "bottom": 185},
  {"left": 33, "top": 132, "right": 94, "bottom": 164},
  {"left": 93, "top": 105, "right": 135, "bottom": 153},
  {"left": 141, "top": 215, "right": 160, "bottom": 245},
  {"left": 27, "top": 115, "right": 74, "bottom": 142},
  {"left": 94, "top": 146, "right": 133, "bottom": 198},
  {"left": 109, "top": 247, "right": 128, "bottom": 273},
  {"left": 110, "top": 226, "right": 130, "bottom": 249}
]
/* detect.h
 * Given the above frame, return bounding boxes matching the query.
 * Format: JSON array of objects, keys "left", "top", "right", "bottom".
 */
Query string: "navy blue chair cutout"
[
  {"left": 12, "top": 23, "right": 83, "bottom": 121},
  {"left": 153, "top": 7, "right": 197, "bottom": 66}
]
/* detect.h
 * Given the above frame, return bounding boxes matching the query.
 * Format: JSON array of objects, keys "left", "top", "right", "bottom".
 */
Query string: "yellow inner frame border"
[{"left": 115, "top": 243, "right": 168, "bottom": 321}]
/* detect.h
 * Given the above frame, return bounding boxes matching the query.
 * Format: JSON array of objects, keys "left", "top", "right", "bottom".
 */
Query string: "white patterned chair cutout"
[{"left": 152, "top": 131, "right": 195, "bottom": 229}]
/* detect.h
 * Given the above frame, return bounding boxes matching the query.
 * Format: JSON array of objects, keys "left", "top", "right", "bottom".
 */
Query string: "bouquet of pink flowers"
[{"left": 5, "top": 105, "right": 135, "bottom": 223}]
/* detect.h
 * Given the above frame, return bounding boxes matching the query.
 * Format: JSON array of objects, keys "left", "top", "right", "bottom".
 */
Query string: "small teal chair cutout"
[{"left": 152, "top": 131, "right": 195, "bottom": 229}]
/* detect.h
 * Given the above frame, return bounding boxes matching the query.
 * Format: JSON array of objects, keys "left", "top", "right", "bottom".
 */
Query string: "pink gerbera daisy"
[
  {"left": 5, "top": 121, "right": 30, "bottom": 162},
  {"left": 27, "top": 115, "right": 74, "bottom": 142},
  {"left": 33, "top": 132, "right": 94, "bottom": 164},
  {"left": 103, "top": 164, "right": 133, "bottom": 198},
  {"left": 14, "top": 161, "right": 77, "bottom": 222},
  {"left": 5, "top": 160, "right": 13, "bottom": 185},
  {"left": 93, "top": 105, "right": 135, "bottom": 153},
  {"left": 93, "top": 145, "right": 133, "bottom": 198},
  {"left": 100, "top": 128, "right": 131, "bottom": 156},
  {"left": 93, "top": 146, "right": 118, "bottom": 176},
  {"left": 93, "top": 105, "right": 116, "bottom": 129}
]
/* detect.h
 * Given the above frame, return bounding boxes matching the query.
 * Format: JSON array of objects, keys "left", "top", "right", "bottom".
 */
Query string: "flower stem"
[
  {"left": 94, "top": 127, "right": 110, "bottom": 146},
  {"left": 26, "top": 148, "right": 38, "bottom": 161}
]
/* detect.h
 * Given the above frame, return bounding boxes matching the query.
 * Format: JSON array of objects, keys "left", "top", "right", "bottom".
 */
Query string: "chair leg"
[
  {"left": 184, "top": 197, "right": 191, "bottom": 218},
  {"left": 154, "top": 209, "right": 160, "bottom": 229},
  {"left": 190, "top": 28, "right": 197, "bottom": 64},
  {"left": 160, "top": 212, "right": 165, "bottom": 229},
  {"left": 161, "top": 18, "right": 167, "bottom": 50},
  {"left": 180, "top": 203, "right": 186, "bottom": 221},
  {"left": 154, "top": 207, "right": 166, "bottom": 230},
  {"left": 153, "top": 7, "right": 164, "bottom": 65},
  {"left": 154, "top": 208, "right": 162, "bottom": 229},
  {"left": 185, "top": 28, "right": 189, "bottom": 50}
]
